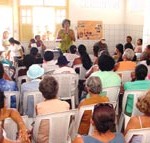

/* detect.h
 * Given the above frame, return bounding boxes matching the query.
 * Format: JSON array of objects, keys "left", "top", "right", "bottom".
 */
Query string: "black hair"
[
  {"left": 93, "top": 45, "right": 100, "bottom": 57},
  {"left": 30, "top": 47, "right": 38, "bottom": 56},
  {"left": 135, "top": 64, "right": 148, "bottom": 80},
  {"left": 69, "top": 45, "right": 77, "bottom": 54},
  {"left": 116, "top": 43, "right": 123, "bottom": 55},
  {"left": 0, "top": 62, "right": 4, "bottom": 79},
  {"left": 92, "top": 103, "right": 115, "bottom": 133},
  {"left": 44, "top": 51, "right": 54, "bottom": 61},
  {"left": 9, "top": 37, "right": 20, "bottom": 45},
  {"left": 124, "top": 43, "right": 134, "bottom": 50},
  {"left": 98, "top": 55, "right": 115, "bottom": 71},
  {"left": 78, "top": 44, "right": 92, "bottom": 70},
  {"left": 23, "top": 55, "right": 34, "bottom": 69},
  {"left": 62, "top": 19, "right": 70, "bottom": 28},
  {"left": 0, "top": 91, "right": 5, "bottom": 109}
]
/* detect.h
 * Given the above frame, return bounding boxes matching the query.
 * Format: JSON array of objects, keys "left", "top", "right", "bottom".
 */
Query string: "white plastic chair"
[
  {"left": 4, "top": 115, "right": 30, "bottom": 140},
  {"left": 116, "top": 70, "right": 134, "bottom": 84},
  {"left": 125, "top": 128, "right": 150, "bottom": 143},
  {"left": 118, "top": 90, "right": 147, "bottom": 132},
  {"left": 4, "top": 91, "right": 20, "bottom": 109},
  {"left": 52, "top": 73, "right": 79, "bottom": 109},
  {"left": 14, "top": 66, "right": 26, "bottom": 79},
  {"left": 72, "top": 101, "right": 117, "bottom": 139},
  {"left": 73, "top": 64, "right": 87, "bottom": 80},
  {"left": 17, "top": 75, "right": 29, "bottom": 91},
  {"left": 23, "top": 91, "right": 44, "bottom": 117},
  {"left": 33, "top": 109, "right": 77, "bottom": 143}
]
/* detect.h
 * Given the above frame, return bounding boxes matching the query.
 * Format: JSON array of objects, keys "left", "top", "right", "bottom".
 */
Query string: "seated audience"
[
  {"left": 114, "top": 43, "right": 123, "bottom": 63},
  {"left": 53, "top": 55, "right": 76, "bottom": 74},
  {"left": 140, "top": 45, "right": 150, "bottom": 61},
  {"left": 36, "top": 76, "right": 70, "bottom": 143},
  {"left": 0, "top": 62, "right": 17, "bottom": 91},
  {"left": 134, "top": 38, "right": 143, "bottom": 53},
  {"left": 115, "top": 48, "right": 136, "bottom": 71},
  {"left": 78, "top": 76, "right": 109, "bottom": 135},
  {"left": 21, "top": 64, "right": 44, "bottom": 116},
  {"left": 0, "top": 91, "right": 30, "bottom": 143},
  {"left": 124, "top": 64, "right": 150, "bottom": 115},
  {"left": 42, "top": 50, "right": 58, "bottom": 73},
  {"left": 73, "top": 103, "right": 124, "bottom": 143},
  {"left": 125, "top": 90, "right": 150, "bottom": 142},
  {"left": 91, "top": 55, "right": 121, "bottom": 88}
]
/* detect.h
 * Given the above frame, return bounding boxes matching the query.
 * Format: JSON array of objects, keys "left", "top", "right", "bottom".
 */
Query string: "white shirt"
[
  {"left": 53, "top": 66, "right": 76, "bottom": 74},
  {"left": 9, "top": 44, "right": 22, "bottom": 57}
]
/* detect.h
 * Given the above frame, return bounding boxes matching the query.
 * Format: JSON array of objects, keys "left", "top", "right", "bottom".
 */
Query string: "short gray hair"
[
  {"left": 123, "top": 48, "right": 135, "bottom": 60},
  {"left": 86, "top": 76, "right": 102, "bottom": 94}
]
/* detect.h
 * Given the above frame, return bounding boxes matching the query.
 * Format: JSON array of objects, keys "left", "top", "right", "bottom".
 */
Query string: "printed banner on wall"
[{"left": 77, "top": 20, "right": 103, "bottom": 40}]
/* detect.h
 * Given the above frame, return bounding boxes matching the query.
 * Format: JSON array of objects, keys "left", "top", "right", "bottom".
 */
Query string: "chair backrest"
[
  {"left": 125, "top": 128, "right": 150, "bottom": 143},
  {"left": 33, "top": 109, "right": 77, "bottom": 143},
  {"left": 17, "top": 75, "right": 29, "bottom": 91},
  {"left": 116, "top": 70, "right": 134, "bottom": 84},
  {"left": 4, "top": 91, "right": 20, "bottom": 109},
  {"left": 14, "top": 66, "right": 26, "bottom": 79},
  {"left": 122, "top": 90, "right": 148, "bottom": 116},
  {"left": 52, "top": 73, "right": 79, "bottom": 108},
  {"left": 23, "top": 91, "right": 44, "bottom": 117},
  {"left": 4, "top": 116, "right": 29, "bottom": 140},
  {"left": 73, "top": 101, "right": 116, "bottom": 138},
  {"left": 73, "top": 64, "right": 87, "bottom": 80},
  {"left": 102, "top": 86, "right": 120, "bottom": 102}
]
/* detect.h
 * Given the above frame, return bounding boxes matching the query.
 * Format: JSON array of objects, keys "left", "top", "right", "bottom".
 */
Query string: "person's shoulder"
[{"left": 72, "top": 135, "right": 83, "bottom": 143}]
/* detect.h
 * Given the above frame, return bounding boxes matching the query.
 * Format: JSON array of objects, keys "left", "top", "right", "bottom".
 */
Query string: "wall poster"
[{"left": 77, "top": 20, "right": 103, "bottom": 40}]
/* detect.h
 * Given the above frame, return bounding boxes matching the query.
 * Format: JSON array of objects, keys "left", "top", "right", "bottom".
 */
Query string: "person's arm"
[
  {"left": 124, "top": 116, "right": 140, "bottom": 135},
  {"left": 72, "top": 136, "right": 83, "bottom": 143},
  {"left": 69, "top": 29, "right": 75, "bottom": 42}
]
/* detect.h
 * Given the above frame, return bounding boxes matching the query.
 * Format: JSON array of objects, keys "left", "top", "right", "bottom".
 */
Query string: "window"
[{"left": 19, "top": 0, "right": 68, "bottom": 41}]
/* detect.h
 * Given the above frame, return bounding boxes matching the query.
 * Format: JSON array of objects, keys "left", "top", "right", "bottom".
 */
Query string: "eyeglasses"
[{"left": 94, "top": 103, "right": 113, "bottom": 110}]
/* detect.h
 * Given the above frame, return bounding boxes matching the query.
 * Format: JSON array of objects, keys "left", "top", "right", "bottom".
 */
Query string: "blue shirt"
[
  {"left": 82, "top": 133, "right": 124, "bottom": 143},
  {"left": 0, "top": 78, "right": 17, "bottom": 91}
]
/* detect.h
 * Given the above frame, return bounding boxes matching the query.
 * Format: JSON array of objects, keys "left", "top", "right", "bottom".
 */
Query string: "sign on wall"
[{"left": 77, "top": 20, "right": 103, "bottom": 40}]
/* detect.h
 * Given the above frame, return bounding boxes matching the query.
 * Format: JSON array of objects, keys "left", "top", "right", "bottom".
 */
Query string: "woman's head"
[
  {"left": 116, "top": 43, "right": 123, "bottom": 55},
  {"left": 39, "top": 76, "right": 59, "bottom": 100},
  {"left": 44, "top": 51, "right": 54, "bottom": 61},
  {"left": 135, "top": 64, "right": 148, "bottom": 80},
  {"left": 123, "top": 48, "right": 135, "bottom": 61},
  {"left": 92, "top": 103, "right": 115, "bottom": 133},
  {"left": 0, "top": 62, "right": 4, "bottom": 79},
  {"left": 136, "top": 90, "right": 150, "bottom": 115},
  {"left": 86, "top": 76, "right": 102, "bottom": 94},
  {"left": 3, "top": 31, "right": 9, "bottom": 39},
  {"left": 9, "top": 37, "right": 20, "bottom": 45},
  {"left": 0, "top": 92, "right": 5, "bottom": 109},
  {"left": 69, "top": 45, "right": 77, "bottom": 54},
  {"left": 78, "top": 44, "right": 87, "bottom": 55},
  {"left": 137, "top": 38, "right": 143, "bottom": 46},
  {"left": 98, "top": 55, "right": 115, "bottom": 71},
  {"left": 62, "top": 19, "right": 70, "bottom": 28}
]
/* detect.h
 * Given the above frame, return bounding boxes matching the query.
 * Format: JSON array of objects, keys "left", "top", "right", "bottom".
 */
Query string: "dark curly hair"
[
  {"left": 92, "top": 103, "right": 115, "bottom": 133},
  {"left": 98, "top": 55, "right": 115, "bottom": 71},
  {"left": 62, "top": 19, "right": 70, "bottom": 28},
  {"left": 39, "top": 76, "right": 59, "bottom": 100}
]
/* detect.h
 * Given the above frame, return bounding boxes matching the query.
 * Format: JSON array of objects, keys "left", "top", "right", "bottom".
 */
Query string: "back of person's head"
[
  {"left": 98, "top": 55, "right": 115, "bottom": 71},
  {"left": 124, "top": 43, "right": 133, "bottom": 50},
  {"left": 39, "top": 76, "right": 59, "bottom": 100},
  {"left": 0, "top": 91, "right": 5, "bottom": 109},
  {"left": 123, "top": 48, "right": 135, "bottom": 61},
  {"left": 86, "top": 76, "right": 102, "bottom": 94},
  {"left": 116, "top": 43, "right": 123, "bottom": 55},
  {"left": 0, "top": 62, "right": 4, "bottom": 79},
  {"left": 23, "top": 55, "right": 34, "bottom": 69},
  {"left": 30, "top": 47, "right": 38, "bottom": 56},
  {"left": 136, "top": 90, "right": 150, "bottom": 115},
  {"left": 62, "top": 19, "right": 70, "bottom": 28},
  {"left": 78, "top": 44, "right": 92, "bottom": 70},
  {"left": 93, "top": 45, "right": 100, "bottom": 57},
  {"left": 9, "top": 37, "right": 20, "bottom": 45},
  {"left": 135, "top": 64, "right": 148, "bottom": 80},
  {"left": 78, "top": 44, "right": 87, "bottom": 55},
  {"left": 69, "top": 45, "right": 77, "bottom": 54},
  {"left": 44, "top": 51, "right": 54, "bottom": 61},
  {"left": 92, "top": 103, "right": 115, "bottom": 133}
]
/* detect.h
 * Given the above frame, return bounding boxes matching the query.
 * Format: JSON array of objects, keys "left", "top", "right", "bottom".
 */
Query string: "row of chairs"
[{"left": 4, "top": 102, "right": 150, "bottom": 143}]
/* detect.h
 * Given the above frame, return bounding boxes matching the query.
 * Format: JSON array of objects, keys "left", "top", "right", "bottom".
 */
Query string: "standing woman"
[
  {"left": 57, "top": 19, "right": 75, "bottom": 53},
  {"left": 6, "top": 37, "right": 23, "bottom": 65}
]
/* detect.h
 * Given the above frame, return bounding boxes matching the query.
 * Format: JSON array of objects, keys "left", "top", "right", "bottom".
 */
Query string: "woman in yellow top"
[
  {"left": 57, "top": 19, "right": 75, "bottom": 53},
  {"left": 0, "top": 91, "right": 30, "bottom": 143}
]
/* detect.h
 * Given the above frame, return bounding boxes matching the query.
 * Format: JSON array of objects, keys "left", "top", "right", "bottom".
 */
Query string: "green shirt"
[{"left": 91, "top": 71, "right": 121, "bottom": 88}]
